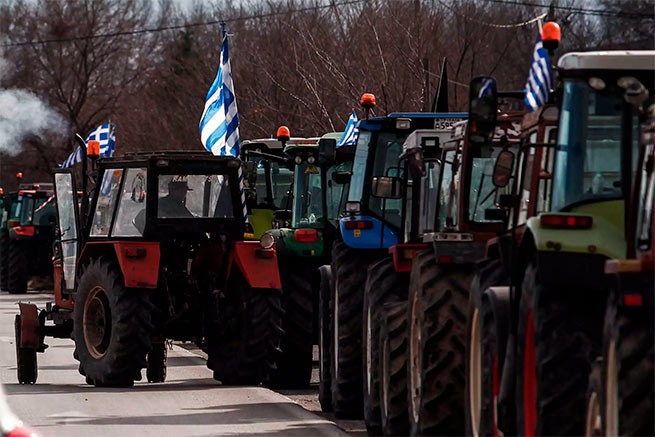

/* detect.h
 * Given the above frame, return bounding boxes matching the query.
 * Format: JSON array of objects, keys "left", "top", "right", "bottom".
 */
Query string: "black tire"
[
  {"left": 330, "top": 240, "right": 380, "bottom": 419},
  {"left": 146, "top": 342, "right": 167, "bottom": 383},
  {"left": 363, "top": 257, "right": 408, "bottom": 435},
  {"left": 269, "top": 267, "right": 313, "bottom": 389},
  {"left": 408, "top": 250, "right": 473, "bottom": 436},
  {"left": 318, "top": 265, "right": 333, "bottom": 412},
  {"left": 206, "top": 271, "right": 283, "bottom": 386},
  {"left": 0, "top": 234, "right": 10, "bottom": 291},
  {"left": 516, "top": 261, "right": 604, "bottom": 436},
  {"left": 601, "top": 292, "right": 654, "bottom": 436},
  {"left": 465, "top": 260, "right": 509, "bottom": 437},
  {"left": 585, "top": 359, "right": 603, "bottom": 437},
  {"left": 7, "top": 240, "right": 28, "bottom": 294},
  {"left": 15, "top": 315, "right": 37, "bottom": 384},
  {"left": 73, "top": 258, "right": 153, "bottom": 387},
  {"left": 379, "top": 301, "right": 410, "bottom": 436}
]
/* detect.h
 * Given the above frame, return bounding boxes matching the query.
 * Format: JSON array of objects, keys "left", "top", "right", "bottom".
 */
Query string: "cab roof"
[{"left": 558, "top": 51, "right": 655, "bottom": 72}]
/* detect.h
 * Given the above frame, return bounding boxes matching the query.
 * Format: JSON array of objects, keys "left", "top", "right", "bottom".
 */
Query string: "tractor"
[
  {"left": 264, "top": 130, "right": 356, "bottom": 389},
  {"left": 584, "top": 80, "right": 654, "bottom": 436},
  {"left": 322, "top": 91, "right": 466, "bottom": 420},
  {"left": 4, "top": 183, "right": 56, "bottom": 294},
  {"left": 15, "top": 144, "right": 284, "bottom": 388},
  {"left": 463, "top": 50, "right": 654, "bottom": 436}
]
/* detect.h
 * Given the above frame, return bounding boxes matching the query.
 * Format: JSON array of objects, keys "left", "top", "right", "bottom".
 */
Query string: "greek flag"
[
  {"left": 199, "top": 33, "right": 240, "bottom": 157},
  {"left": 60, "top": 122, "right": 116, "bottom": 168},
  {"left": 86, "top": 122, "right": 116, "bottom": 158},
  {"left": 524, "top": 35, "right": 553, "bottom": 112},
  {"left": 336, "top": 111, "right": 358, "bottom": 147}
]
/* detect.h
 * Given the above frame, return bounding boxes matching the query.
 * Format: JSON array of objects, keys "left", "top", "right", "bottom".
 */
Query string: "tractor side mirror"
[
  {"left": 618, "top": 76, "right": 649, "bottom": 110},
  {"left": 371, "top": 176, "right": 402, "bottom": 199},
  {"left": 468, "top": 76, "right": 498, "bottom": 145},
  {"left": 492, "top": 149, "right": 515, "bottom": 188},
  {"left": 319, "top": 138, "right": 337, "bottom": 165},
  {"left": 332, "top": 171, "right": 352, "bottom": 185}
]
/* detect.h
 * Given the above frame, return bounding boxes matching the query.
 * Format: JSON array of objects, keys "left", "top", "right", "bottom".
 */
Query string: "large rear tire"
[
  {"left": 602, "top": 292, "right": 654, "bottom": 436},
  {"left": 7, "top": 240, "right": 28, "bottom": 294},
  {"left": 207, "top": 271, "right": 283, "bottom": 386},
  {"left": 0, "top": 234, "right": 10, "bottom": 291},
  {"left": 466, "top": 260, "right": 508, "bottom": 436},
  {"left": 408, "top": 250, "right": 472, "bottom": 436},
  {"left": 74, "top": 258, "right": 153, "bottom": 387},
  {"left": 318, "top": 265, "right": 333, "bottom": 412},
  {"left": 516, "top": 261, "right": 603, "bottom": 435},
  {"left": 330, "top": 240, "right": 380, "bottom": 419},
  {"left": 379, "top": 301, "right": 410, "bottom": 436},
  {"left": 269, "top": 267, "right": 313, "bottom": 389},
  {"left": 15, "top": 315, "right": 37, "bottom": 384},
  {"left": 363, "top": 257, "right": 408, "bottom": 435}
]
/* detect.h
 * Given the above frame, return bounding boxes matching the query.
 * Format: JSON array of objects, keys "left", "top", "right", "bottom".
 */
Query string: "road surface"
[{"left": 0, "top": 292, "right": 350, "bottom": 437}]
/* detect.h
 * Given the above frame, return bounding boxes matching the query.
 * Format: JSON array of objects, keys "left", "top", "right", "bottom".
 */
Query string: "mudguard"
[
  {"left": 80, "top": 241, "right": 160, "bottom": 289},
  {"left": 525, "top": 206, "right": 626, "bottom": 260},
  {"left": 339, "top": 215, "right": 399, "bottom": 249},
  {"left": 17, "top": 303, "right": 40, "bottom": 349},
  {"left": 229, "top": 241, "right": 281, "bottom": 289}
]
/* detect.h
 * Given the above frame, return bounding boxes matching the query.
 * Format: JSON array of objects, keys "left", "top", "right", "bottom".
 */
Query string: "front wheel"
[
  {"left": 146, "top": 342, "right": 167, "bottom": 383},
  {"left": 73, "top": 258, "right": 153, "bottom": 387},
  {"left": 206, "top": 271, "right": 283, "bottom": 386},
  {"left": 318, "top": 265, "right": 333, "bottom": 412}
]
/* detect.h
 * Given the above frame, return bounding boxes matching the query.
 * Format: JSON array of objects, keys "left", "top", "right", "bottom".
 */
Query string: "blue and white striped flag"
[
  {"left": 60, "top": 122, "right": 116, "bottom": 168},
  {"left": 199, "top": 33, "right": 240, "bottom": 157},
  {"left": 336, "top": 111, "right": 358, "bottom": 147},
  {"left": 524, "top": 35, "right": 553, "bottom": 112}
]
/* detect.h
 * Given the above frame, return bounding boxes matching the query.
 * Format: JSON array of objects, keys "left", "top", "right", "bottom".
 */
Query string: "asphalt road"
[{"left": 0, "top": 292, "right": 350, "bottom": 437}]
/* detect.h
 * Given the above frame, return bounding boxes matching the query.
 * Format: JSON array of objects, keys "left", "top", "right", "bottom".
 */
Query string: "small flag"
[
  {"left": 60, "top": 122, "right": 116, "bottom": 168},
  {"left": 199, "top": 31, "right": 240, "bottom": 157},
  {"left": 86, "top": 122, "right": 116, "bottom": 158},
  {"left": 336, "top": 111, "right": 358, "bottom": 147},
  {"left": 524, "top": 35, "right": 553, "bottom": 112}
]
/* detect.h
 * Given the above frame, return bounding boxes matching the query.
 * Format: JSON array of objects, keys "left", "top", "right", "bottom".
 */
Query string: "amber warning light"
[
  {"left": 360, "top": 93, "right": 376, "bottom": 109},
  {"left": 87, "top": 140, "right": 100, "bottom": 158},
  {"left": 541, "top": 21, "right": 561, "bottom": 51},
  {"left": 277, "top": 126, "right": 290, "bottom": 142}
]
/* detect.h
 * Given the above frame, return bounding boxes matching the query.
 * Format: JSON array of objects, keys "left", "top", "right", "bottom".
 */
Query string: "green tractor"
[{"left": 265, "top": 131, "right": 355, "bottom": 389}]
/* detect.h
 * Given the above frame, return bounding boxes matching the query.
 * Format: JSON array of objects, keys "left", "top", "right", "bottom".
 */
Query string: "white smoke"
[{"left": 0, "top": 54, "right": 67, "bottom": 155}]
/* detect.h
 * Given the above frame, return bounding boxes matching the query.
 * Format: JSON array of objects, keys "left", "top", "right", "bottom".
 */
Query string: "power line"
[
  {"left": 438, "top": 0, "right": 547, "bottom": 28},
  {"left": 0, "top": 0, "right": 365, "bottom": 48},
  {"left": 479, "top": 0, "right": 653, "bottom": 20}
]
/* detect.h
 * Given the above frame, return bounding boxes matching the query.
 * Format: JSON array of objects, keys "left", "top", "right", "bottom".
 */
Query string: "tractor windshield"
[
  {"left": 552, "top": 79, "right": 642, "bottom": 211},
  {"left": 349, "top": 129, "right": 407, "bottom": 228},
  {"left": 250, "top": 159, "right": 294, "bottom": 210},
  {"left": 292, "top": 164, "right": 323, "bottom": 227},
  {"left": 469, "top": 143, "right": 518, "bottom": 223}
]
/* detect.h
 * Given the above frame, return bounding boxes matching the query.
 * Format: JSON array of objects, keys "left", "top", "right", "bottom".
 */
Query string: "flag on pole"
[
  {"left": 199, "top": 31, "right": 240, "bottom": 157},
  {"left": 60, "top": 122, "right": 116, "bottom": 168},
  {"left": 336, "top": 111, "right": 358, "bottom": 147},
  {"left": 524, "top": 35, "right": 553, "bottom": 112}
]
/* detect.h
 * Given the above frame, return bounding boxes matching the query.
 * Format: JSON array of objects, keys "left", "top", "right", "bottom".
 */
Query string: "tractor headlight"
[
  {"left": 294, "top": 155, "right": 303, "bottom": 165},
  {"left": 260, "top": 232, "right": 275, "bottom": 249},
  {"left": 307, "top": 155, "right": 316, "bottom": 165}
]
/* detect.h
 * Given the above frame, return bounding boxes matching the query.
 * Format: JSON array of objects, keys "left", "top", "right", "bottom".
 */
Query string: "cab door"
[{"left": 54, "top": 171, "right": 80, "bottom": 292}]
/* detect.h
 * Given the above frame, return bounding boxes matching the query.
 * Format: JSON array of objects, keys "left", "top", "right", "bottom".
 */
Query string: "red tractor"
[{"left": 15, "top": 147, "right": 283, "bottom": 387}]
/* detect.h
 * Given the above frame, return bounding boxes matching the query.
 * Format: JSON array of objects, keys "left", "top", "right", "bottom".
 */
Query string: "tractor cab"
[{"left": 341, "top": 109, "right": 466, "bottom": 250}]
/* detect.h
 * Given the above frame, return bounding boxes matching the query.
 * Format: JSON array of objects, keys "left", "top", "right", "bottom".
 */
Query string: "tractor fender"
[
  {"left": 339, "top": 215, "right": 399, "bottom": 249},
  {"left": 79, "top": 242, "right": 160, "bottom": 289},
  {"left": 525, "top": 213, "right": 626, "bottom": 260},
  {"left": 228, "top": 241, "right": 281, "bottom": 289},
  {"left": 17, "top": 303, "right": 40, "bottom": 349}
]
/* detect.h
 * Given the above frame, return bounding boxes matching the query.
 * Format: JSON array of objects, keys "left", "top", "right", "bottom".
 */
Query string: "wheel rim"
[
  {"left": 332, "top": 278, "right": 340, "bottom": 385},
  {"left": 469, "top": 309, "right": 482, "bottom": 436},
  {"left": 585, "top": 388, "right": 602, "bottom": 437},
  {"left": 381, "top": 334, "right": 389, "bottom": 421},
  {"left": 605, "top": 337, "right": 618, "bottom": 436},
  {"left": 365, "top": 301, "right": 373, "bottom": 397},
  {"left": 409, "top": 289, "right": 422, "bottom": 424},
  {"left": 523, "top": 309, "right": 537, "bottom": 437},
  {"left": 83, "top": 286, "right": 111, "bottom": 359}
]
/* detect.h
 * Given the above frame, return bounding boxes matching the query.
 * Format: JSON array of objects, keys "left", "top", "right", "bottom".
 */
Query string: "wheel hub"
[
  {"left": 469, "top": 309, "right": 482, "bottom": 436},
  {"left": 83, "top": 286, "right": 111, "bottom": 359}
]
